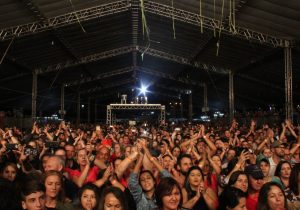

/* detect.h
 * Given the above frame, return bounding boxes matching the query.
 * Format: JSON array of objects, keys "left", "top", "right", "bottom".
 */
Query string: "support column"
[
  {"left": 76, "top": 93, "right": 80, "bottom": 125},
  {"left": 87, "top": 97, "right": 91, "bottom": 123},
  {"left": 188, "top": 91, "right": 193, "bottom": 122},
  {"left": 94, "top": 100, "right": 98, "bottom": 123},
  {"left": 202, "top": 83, "right": 209, "bottom": 112},
  {"left": 31, "top": 71, "right": 37, "bottom": 120},
  {"left": 229, "top": 70, "right": 234, "bottom": 121},
  {"left": 60, "top": 85, "right": 65, "bottom": 120},
  {"left": 180, "top": 94, "right": 183, "bottom": 118},
  {"left": 107, "top": 105, "right": 111, "bottom": 125},
  {"left": 284, "top": 41, "right": 293, "bottom": 120}
]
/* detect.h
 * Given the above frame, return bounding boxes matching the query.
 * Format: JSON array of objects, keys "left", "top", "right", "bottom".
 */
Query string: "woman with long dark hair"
[
  {"left": 274, "top": 160, "right": 292, "bottom": 190},
  {"left": 182, "top": 166, "right": 217, "bottom": 210},
  {"left": 257, "top": 182, "right": 288, "bottom": 210},
  {"left": 76, "top": 183, "right": 99, "bottom": 210},
  {"left": 228, "top": 171, "right": 248, "bottom": 193},
  {"left": 218, "top": 187, "right": 247, "bottom": 210}
]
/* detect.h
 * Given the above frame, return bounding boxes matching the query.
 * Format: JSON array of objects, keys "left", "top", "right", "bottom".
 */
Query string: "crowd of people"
[{"left": 0, "top": 118, "right": 300, "bottom": 210}]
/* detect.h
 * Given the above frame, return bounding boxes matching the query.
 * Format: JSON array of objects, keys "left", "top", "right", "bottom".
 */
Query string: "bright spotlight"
[{"left": 137, "top": 83, "right": 150, "bottom": 96}]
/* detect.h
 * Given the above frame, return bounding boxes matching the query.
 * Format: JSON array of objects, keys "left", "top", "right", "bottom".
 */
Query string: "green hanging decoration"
[
  {"left": 216, "top": 0, "right": 225, "bottom": 56},
  {"left": 216, "top": 40, "right": 220, "bottom": 56},
  {"left": 232, "top": 0, "right": 236, "bottom": 33},
  {"left": 172, "top": 0, "right": 176, "bottom": 39},
  {"left": 199, "top": 0, "right": 203, "bottom": 33},
  {"left": 140, "top": 0, "right": 147, "bottom": 37},
  {"left": 140, "top": 0, "right": 150, "bottom": 61},
  {"left": 69, "top": 0, "right": 86, "bottom": 33}
]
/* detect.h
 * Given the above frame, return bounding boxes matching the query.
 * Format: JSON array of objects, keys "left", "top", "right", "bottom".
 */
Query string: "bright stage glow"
[{"left": 137, "top": 83, "right": 150, "bottom": 96}]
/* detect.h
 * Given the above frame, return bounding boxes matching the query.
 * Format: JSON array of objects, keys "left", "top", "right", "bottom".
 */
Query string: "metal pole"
[
  {"left": 76, "top": 93, "right": 80, "bottom": 125},
  {"left": 61, "top": 85, "right": 65, "bottom": 120},
  {"left": 229, "top": 70, "right": 234, "bottom": 121},
  {"left": 180, "top": 94, "right": 183, "bottom": 118},
  {"left": 31, "top": 71, "right": 37, "bottom": 120},
  {"left": 94, "top": 100, "right": 97, "bottom": 123},
  {"left": 87, "top": 97, "right": 91, "bottom": 123},
  {"left": 203, "top": 83, "right": 208, "bottom": 108},
  {"left": 284, "top": 40, "right": 293, "bottom": 120},
  {"left": 188, "top": 91, "right": 193, "bottom": 122}
]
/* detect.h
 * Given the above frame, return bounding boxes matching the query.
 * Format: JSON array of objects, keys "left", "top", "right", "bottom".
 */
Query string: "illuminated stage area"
[{"left": 106, "top": 104, "right": 165, "bottom": 125}]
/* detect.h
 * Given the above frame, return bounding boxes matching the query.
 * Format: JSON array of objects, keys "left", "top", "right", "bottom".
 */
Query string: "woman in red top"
[{"left": 65, "top": 148, "right": 100, "bottom": 187}]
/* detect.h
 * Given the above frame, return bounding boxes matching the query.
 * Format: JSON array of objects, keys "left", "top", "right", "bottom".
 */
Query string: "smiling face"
[
  {"left": 140, "top": 171, "right": 155, "bottom": 192},
  {"left": 161, "top": 186, "right": 181, "bottom": 210},
  {"left": 45, "top": 174, "right": 61, "bottom": 199}
]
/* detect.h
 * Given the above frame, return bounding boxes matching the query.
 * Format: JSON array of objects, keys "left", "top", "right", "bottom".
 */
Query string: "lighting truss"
[
  {"left": 65, "top": 67, "right": 134, "bottom": 87},
  {"left": 106, "top": 103, "right": 165, "bottom": 125},
  {"left": 137, "top": 66, "right": 205, "bottom": 87},
  {"left": 36, "top": 46, "right": 134, "bottom": 74},
  {"left": 144, "top": 0, "right": 285, "bottom": 47},
  {"left": 79, "top": 78, "right": 134, "bottom": 95},
  {"left": 138, "top": 46, "right": 230, "bottom": 74},
  {"left": 0, "top": 0, "right": 130, "bottom": 40}
]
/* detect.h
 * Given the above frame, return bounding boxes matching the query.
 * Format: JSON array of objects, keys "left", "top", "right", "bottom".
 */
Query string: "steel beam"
[
  {"left": 65, "top": 67, "right": 134, "bottom": 86},
  {"left": 87, "top": 97, "right": 91, "bottom": 123},
  {"left": 138, "top": 46, "right": 230, "bottom": 74},
  {"left": 155, "top": 83, "right": 186, "bottom": 94},
  {"left": 36, "top": 46, "right": 134, "bottom": 74},
  {"left": 0, "top": 0, "right": 130, "bottom": 41},
  {"left": 188, "top": 91, "right": 193, "bottom": 122},
  {"left": 131, "top": 0, "right": 139, "bottom": 67},
  {"left": 76, "top": 93, "right": 81, "bottom": 125},
  {"left": 284, "top": 41, "right": 293, "bottom": 120},
  {"left": 79, "top": 78, "right": 134, "bottom": 95},
  {"left": 31, "top": 71, "right": 37, "bottom": 119},
  {"left": 137, "top": 66, "right": 205, "bottom": 87},
  {"left": 229, "top": 70, "right": 234, "bottom": 121},
  {"left": 144, "top": 1, "right": 285, "bottom": 47},
  {"left": 60, "top": 85, "right": 65, "bottom": 119}
]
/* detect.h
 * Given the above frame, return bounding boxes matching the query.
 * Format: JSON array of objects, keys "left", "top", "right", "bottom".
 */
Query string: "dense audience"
[{"left": 0, "top": 118, "right": 300, "bottom": 210}]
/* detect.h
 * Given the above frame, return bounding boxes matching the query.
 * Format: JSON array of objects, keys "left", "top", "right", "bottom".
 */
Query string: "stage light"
[{"left": 137, "top": 82, "right": 150, "bottom": 96}]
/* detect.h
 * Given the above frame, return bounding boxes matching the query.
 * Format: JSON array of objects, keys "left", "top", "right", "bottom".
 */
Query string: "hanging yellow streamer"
[
  {"left": 199, "top": 0, "right": 203, "bottom": 33},
  {"left": 216, "top": 0, "right": 225, "bottom": 56},
  {"left": 140, "top": 0, "right": 147, "bottom": 37},
  {"left": 172, "top": 0, "right": 176, "bottom": 39},
  {"left": 232, "top": 0, "right": 236, "bottom": 33}
]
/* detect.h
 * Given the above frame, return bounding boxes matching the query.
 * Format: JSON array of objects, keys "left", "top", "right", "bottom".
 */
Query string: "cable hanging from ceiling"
[
  {"left": 140, "top": 0, "right": 151, "bottom": 60},
  {"left": 216, "top": 0, "right": 225, "bottom": 56},
  {"left": 171, "top": 0, "right": 176, "bottom": 39},
  {"left": 68, "top": 0, "right": 86, "bottom": 33},
  {"left": 199, "top": 0, "right": 203, "bottom": 33}
]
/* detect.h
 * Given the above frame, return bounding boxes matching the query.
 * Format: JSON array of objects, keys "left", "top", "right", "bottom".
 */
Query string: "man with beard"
[
  {"left": 268, "top": 141, "right": 285, "bottom": 176},
  {"left": 172, "top": 154, "right": 193, "bottom": 187}
]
